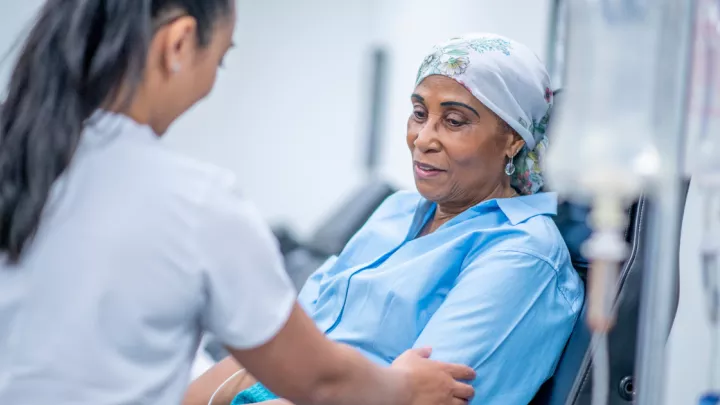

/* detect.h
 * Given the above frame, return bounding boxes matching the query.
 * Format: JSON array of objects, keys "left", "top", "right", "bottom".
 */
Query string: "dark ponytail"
[{"left": 0, "top": 0, "right": 232, "bottom": 262}]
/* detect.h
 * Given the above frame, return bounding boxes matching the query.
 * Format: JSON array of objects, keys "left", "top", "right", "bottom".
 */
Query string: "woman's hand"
[{"left": 390, "top": 348, "right": 476, "bottom": 405}]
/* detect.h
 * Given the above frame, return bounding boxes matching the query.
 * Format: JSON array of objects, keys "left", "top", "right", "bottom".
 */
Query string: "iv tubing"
[
  {"left": 583, "top": 193, "right": 626, "bottom": 405},
  {"left": 208, "top": 368, "right": 247, "bottom": 405},
  {"left": 591, "top": 332, "right": 610, "bottom": 405}
]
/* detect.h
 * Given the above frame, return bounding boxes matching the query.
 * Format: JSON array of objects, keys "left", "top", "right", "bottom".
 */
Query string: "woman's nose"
[{"left": 414, "top": 120, "right": 441, "bottom": 152}]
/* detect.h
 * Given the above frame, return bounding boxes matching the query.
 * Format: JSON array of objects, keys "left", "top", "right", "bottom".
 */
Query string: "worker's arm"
[{"left": 187, "top": 303, "right": 475, "bottom": 405}]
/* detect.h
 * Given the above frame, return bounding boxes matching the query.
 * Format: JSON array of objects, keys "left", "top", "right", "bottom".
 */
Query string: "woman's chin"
[{"left": 414, "top": 182, "right": 445, "bottom": 202}]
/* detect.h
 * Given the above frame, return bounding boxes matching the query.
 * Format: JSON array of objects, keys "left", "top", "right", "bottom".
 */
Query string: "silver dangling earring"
[
  {"left": 171, "top": 62, "right": 182, "bottom": 74},
  {"left": 504, "top": 155, "right": 516, "bottom": 176}
]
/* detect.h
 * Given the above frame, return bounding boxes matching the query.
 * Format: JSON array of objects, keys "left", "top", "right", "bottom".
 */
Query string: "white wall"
[
  {"left": 166, "top": 0, "right": 376, "bottom": 236},
  {"left": 0, "top": 2, "right": 38, "bottom": 83},
  {"left": 0, "top": 1, "right": 713, "bottom": 403}
]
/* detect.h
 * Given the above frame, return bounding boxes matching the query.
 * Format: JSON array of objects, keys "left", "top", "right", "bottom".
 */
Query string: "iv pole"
[{"left": 631, "top": 0, "right": 694, "bottom": 404}]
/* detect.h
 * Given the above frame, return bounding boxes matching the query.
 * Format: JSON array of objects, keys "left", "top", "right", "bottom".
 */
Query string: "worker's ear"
[{"left": 157, "top": 15, "right": 199, "bottom": 78}]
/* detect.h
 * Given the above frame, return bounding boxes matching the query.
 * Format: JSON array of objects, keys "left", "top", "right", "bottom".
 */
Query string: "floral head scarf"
[{"left": 415, "top": 33, "right": 553, "bottom": 195}]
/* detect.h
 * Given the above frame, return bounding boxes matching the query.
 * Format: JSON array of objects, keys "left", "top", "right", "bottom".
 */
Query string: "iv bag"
[{"left": 545, "top": 0, "right": 662, "bottom": 202}]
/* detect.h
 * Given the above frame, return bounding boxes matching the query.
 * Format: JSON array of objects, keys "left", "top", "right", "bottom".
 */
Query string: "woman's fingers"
[
  {"left": 452, "top": 380, "right": 475, "bottom": 400},
  {"left": 437, "top": 361, "right": 476, "bottom": 381},
  {"left": 406, "top": 347, "right": 433, "bottom": 359}
]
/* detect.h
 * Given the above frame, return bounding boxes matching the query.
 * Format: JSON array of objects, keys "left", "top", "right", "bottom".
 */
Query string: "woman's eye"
[{"left": 446, "top": 117, "right": 467, "bottom": 127}]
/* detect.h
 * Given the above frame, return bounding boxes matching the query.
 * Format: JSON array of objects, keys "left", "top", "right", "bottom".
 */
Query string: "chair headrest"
[{"left": 553, "top": 201, "right": 591, "bottom": 277}]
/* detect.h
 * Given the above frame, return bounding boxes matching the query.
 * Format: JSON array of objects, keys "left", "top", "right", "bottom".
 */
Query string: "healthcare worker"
[{"left": 0, "top": 1, "right": 476, "bottom": 404}]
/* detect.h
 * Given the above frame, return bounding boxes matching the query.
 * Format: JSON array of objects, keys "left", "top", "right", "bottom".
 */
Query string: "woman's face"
[{"left": 407, "top": 75, "right": 524, "bottom": 206}]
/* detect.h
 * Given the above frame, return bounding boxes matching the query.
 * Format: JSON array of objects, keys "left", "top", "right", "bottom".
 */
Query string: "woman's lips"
[{"left": 414, "top": 161, "right": 446, "bottom": 179}]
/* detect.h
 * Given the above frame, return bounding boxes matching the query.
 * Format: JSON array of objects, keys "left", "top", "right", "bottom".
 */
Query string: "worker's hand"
[{"left": 390, "top": 347, "right": 476, "bottom": 405}]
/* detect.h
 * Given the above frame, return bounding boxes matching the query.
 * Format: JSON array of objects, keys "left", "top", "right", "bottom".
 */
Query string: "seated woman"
[{"left": 185, "top": 33, "right": 584, "bottom": 405}]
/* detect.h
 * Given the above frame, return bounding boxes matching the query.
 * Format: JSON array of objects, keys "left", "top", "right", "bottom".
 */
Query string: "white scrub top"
[{"left": 0, "top": 112, "right": 296, "bottom": 405}]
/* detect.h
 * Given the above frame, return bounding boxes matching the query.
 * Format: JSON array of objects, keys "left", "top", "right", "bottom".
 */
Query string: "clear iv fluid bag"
[{"left": 545, "top": 0, "right": 662, "bottom": 201}]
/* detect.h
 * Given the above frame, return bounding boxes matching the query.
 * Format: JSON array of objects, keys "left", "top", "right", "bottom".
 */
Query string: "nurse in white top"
[{"left": 0, "top": 1, "right": 476, "bottom": 404}]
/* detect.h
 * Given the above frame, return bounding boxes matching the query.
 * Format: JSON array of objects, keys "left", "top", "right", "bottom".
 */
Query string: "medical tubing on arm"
[{"left": 208, "top": 368, "right": 247, "bottom": 405}]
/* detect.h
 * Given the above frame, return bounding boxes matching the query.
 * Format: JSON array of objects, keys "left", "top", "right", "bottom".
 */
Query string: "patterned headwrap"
[{"left": 415, "top": 33, "right": 553, "bottom": 195}]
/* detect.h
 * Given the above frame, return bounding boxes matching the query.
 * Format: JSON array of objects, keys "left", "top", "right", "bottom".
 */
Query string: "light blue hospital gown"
[{"left": 240, "top": 190, "right": 584, "bottom": 405}]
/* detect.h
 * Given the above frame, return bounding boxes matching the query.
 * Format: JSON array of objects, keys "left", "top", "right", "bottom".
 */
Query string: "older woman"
[{"left": 186, "top": 33, "right": 583, "bottom": 405}]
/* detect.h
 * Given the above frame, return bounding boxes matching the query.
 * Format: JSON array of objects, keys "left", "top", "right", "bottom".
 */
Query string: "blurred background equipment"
[{"left": 278, "top": 180, "right": 397, "bottom": 289}]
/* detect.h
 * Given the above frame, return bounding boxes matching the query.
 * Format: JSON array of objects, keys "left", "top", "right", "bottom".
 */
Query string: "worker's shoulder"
[
  {"left": 152, "top": 147, "right": 225, "bottom": 177},
  {"left": 151, "top": 149, "right": 250, "bottom": 209},
  {"left": 152, "top": 147, "right": 232, "bottom": 186}
]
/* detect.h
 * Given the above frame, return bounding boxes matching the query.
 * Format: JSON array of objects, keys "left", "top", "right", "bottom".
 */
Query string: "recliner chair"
[{"left": 530, "top": 198, "right": 641, "bottom": 404}]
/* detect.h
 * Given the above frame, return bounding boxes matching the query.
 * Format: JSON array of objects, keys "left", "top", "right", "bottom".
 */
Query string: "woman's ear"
[
  {"left": 159, "top": 16, "right": 198, "bottom": 77},
  {"left": 506, "top": 132, "right": 526, "bottom": 158}
]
